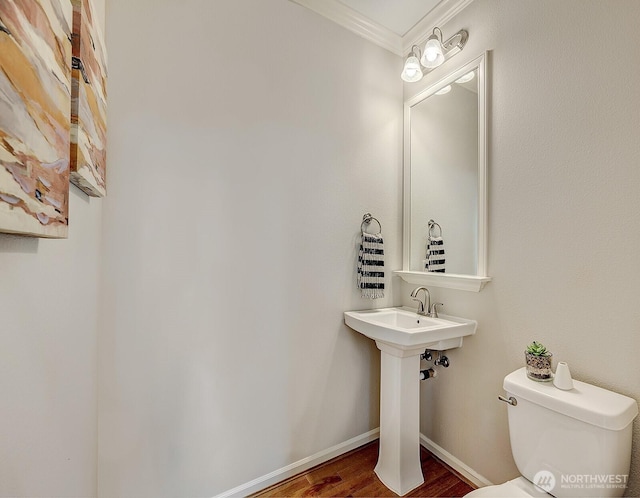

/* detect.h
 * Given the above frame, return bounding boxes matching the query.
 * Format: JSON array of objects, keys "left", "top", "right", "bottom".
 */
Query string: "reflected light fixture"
[
  {"left": 455, "top": 70, "right": 475, "bottom": 84},
  {"left": 401, "top": 26, "right": 469, "bottom": 82},
  {"left": 400, "top": 45, "right": 423, "bottom": 83},
  {"left": 435, "top": 85, "right": 452, "bottom": 95}
]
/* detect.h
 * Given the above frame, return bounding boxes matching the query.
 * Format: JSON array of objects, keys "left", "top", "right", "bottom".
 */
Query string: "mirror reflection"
[{"left": 409, "top": 70, "right": 479, "bottom": 275}]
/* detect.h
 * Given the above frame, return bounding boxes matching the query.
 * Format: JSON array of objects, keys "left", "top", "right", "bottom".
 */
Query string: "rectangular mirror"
[{"left": 395, "top": 52, "right": 491, "bottom": 292}]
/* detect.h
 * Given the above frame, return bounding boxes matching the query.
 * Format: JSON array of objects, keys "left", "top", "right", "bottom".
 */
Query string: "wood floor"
[{"left": 253, "top": 440, "right": 475, "bottom": 497}]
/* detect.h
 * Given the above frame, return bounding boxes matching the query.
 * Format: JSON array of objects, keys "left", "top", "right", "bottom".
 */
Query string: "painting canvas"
[
  {"left": 0, "top": 0, "right": 72, "bottom": 238},
  {"left": 70, "top": 0, "right": 107, "bottom": 197}
]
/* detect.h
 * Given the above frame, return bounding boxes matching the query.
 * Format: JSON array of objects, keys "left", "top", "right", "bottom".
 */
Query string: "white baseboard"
[
  {"left": 419, "top": 433, "right": 493, "bottom": 488},
  {"left": 214, "top": 428, "right": 492, "bottom": 497},
  {"left": 214, "top": 428, "right": 380, "bottom": 498}
]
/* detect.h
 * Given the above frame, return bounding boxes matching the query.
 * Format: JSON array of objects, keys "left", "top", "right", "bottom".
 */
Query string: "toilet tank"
[{"left": 503, "top": 368, "right": 638, "bottom": 498}]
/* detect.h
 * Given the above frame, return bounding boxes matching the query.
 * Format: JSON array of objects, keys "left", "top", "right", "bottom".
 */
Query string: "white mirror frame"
[{"left": 394, "top": 52, "right": 491, "bottom": 292}]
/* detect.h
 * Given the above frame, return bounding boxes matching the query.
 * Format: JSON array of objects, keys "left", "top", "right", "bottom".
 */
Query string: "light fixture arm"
[
  {"left": 432, "top": 27, "right": 443, "bottom": 43},
  {"left": 409, "top": 44, "right": 422, "bottom": 59}
]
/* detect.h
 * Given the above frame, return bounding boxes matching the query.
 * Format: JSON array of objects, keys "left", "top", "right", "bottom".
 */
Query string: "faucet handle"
[
  {"left": 429, "top": 302, "right": 443, "bottom": 318},
  {"left": 412, "top": 297, "right": 425, "bottom": 314}
]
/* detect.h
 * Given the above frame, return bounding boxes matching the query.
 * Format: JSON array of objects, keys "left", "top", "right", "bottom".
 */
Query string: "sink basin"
[{"left": 344, "top": 307, "right": 477, "bottom": 351}]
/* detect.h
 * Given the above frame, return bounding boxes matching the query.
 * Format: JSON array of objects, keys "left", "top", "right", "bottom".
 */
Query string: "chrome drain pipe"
[{"left": 420, "top": 368, "right": 437, "bottom": 380}]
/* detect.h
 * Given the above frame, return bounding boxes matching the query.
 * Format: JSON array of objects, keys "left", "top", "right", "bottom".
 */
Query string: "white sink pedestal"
[
  {"left": 343, "top": 307, "right": 477, "bottom": 496},
  {"left": 374, "top": 341, "right": 425, "bottom": 496}
]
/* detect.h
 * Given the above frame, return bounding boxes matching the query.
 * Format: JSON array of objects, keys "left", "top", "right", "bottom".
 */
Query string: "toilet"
[{"left": 466, "top": 367, "right": 638, "bottom": 498}]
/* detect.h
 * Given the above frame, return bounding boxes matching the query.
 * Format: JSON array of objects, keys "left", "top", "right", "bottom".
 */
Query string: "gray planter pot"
[{"left": 525, "top": 351, "right": 553, "bottom": 381}]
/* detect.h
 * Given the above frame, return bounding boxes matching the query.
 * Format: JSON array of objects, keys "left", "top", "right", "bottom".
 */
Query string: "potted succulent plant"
[{"left": 525, "top": 341, "right": 553, "bottom": 381}]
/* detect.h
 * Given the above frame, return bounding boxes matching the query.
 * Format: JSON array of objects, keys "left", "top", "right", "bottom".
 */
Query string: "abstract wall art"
[
  {"left": 0, "top": 0, "right": 73, "bottom": 238},
  {"left": 70, "top": 0, "right": 107, "bottom": 197}
]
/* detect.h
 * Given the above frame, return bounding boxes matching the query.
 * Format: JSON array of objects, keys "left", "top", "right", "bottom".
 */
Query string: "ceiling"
[
  {"left": 336, "top": 0, "right": 441, "bottom": 37},
  {"left": 290, "top": 0, "right": 473, "bottom": 56}
]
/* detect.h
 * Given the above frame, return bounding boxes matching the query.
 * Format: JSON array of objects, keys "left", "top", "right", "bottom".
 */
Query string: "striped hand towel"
[
  {"left": 424, "top": 235, "right": 445, "bottom": 273},
  {"left": 357, "top": 232, "right": 385, "bottom": 299}
]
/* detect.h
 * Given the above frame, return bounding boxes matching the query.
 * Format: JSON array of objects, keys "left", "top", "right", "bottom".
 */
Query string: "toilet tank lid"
[{"left": 504, "top": 368, "right": 638, "bottom": 431}]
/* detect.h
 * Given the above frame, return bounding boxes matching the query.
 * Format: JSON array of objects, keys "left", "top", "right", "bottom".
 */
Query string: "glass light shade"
[
  {"left": 435, "top": 85, "right": 451, "bottom": 95},
  {"left": 401, "top": 55, "right": 423, "bottom": 83},
  {"left": 421, "top": 36, "right": 444, "bottom": 68},
  {"left": 455, "top": 70, "right": 475, "bottom": 84}
]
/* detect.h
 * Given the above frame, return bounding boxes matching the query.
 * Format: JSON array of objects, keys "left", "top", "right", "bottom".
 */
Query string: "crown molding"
[
  {"left": 289, "top": 0, "right": 403, "bottom": 56},
  {"left": 289, "top": 0, "right": 475, "bottom": 58},
  {"left": 403, "top": 0, "right": 475, "bottom": 55}
]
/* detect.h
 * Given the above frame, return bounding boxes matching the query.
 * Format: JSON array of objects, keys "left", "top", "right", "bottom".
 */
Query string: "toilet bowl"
[
  {"left": 465, "top": 368, "right": 638, "bottom": 498},
  {"left": 466, "top": 477, "right": 541, "bottom": 497}
]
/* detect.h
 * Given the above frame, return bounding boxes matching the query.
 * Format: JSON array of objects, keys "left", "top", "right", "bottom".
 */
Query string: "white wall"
[
  {"left": 403, "top": 1, "right": 640, "bottom": 495},
  {"left": 0, "top": 0, "right": 106, "bottom": 493},
  {"left": 99, "top": 0, "right": 402, "bottom": 495},
  {"left": 0, "top": 186, "right": 102, "bottom": 497}
]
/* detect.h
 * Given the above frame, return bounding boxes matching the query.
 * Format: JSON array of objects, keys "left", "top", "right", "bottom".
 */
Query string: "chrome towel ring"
[
  {"left": 361, "top": 213, "right": 382, "bottom": 234},
  {"left": 428, "top": 219, "right": 442, "bottom": 237}
]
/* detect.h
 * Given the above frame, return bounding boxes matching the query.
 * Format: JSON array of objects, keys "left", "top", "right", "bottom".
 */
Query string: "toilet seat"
[{"left": 466, "top": 477, "right": 544, "bottom": 497}]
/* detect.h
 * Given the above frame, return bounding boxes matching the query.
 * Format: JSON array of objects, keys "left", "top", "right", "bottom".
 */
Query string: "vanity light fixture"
[
  {"left": 400, "top": 45, "right": 423, "bottom": 83},
  {"left": 401, "top": 26, "right": 469, "bottom": 82},
  {"left": 421, "top": 29, "right": 445, "bottom": 68}
]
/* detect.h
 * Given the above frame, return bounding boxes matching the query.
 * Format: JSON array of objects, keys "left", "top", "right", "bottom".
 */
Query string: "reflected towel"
[{"left": 424, "top": 235, "right": 445, "bottom": 273}]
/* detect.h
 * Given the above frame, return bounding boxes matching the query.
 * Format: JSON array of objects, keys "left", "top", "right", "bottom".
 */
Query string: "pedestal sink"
[{"left": 344, "top": 307, "right": 477, "bottom": 496}]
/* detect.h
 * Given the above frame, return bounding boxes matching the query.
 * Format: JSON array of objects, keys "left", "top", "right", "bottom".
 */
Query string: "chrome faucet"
[
  {"left": 410, "top": 287, "right": 443, "bottom": 317},
  {"left": 410, "top": 287, "right": 431, "bottom": 316}
]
